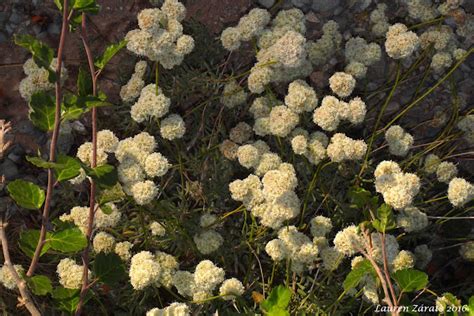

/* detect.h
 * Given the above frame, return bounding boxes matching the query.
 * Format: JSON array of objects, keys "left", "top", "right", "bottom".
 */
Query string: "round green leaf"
[
  {"left": 28, "top": 275, "right": 53, "bottom": 296},
  {"left": 48, "top": 228, "right": 87, "bottom": 253},
  {"left": 7, "top": 179, "right": 45, "bottom": 210}
]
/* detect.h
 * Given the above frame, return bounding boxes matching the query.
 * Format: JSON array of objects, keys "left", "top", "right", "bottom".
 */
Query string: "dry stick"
[
  {"left": 0, "top": 221, "right": 41, "bottom": 316},
  {"left": 76, "top": 13, "right": 98, "bottom": 316},
  {"left": 381, "top": 233, "right": 399, "bottom": 309},
  {"left": 27, "top": 0, "right": 69, "bottom": 278}
]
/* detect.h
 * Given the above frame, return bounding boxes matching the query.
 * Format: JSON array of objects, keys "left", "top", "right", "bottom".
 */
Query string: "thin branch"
[
  {"left": 27, "top": 0, "right": 69, "bottom": 278},
  {"left": 0, "top": 221, "right": 41, "bottom": 316},
  {"left": 76, "top": 12, "right": 98, "bottom": 316},
  {"left": 381, "top": 233, "right": 399, "bottom": 309}
]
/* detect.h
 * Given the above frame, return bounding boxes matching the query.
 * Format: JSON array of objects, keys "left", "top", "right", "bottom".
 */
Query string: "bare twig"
[
  {"left": 27, "top": 0, "right": 69, "bottom": 278},
  {"left": 0, "top": 221, "right": 41, "bottom": 316},
  {"left": 76, "top": 12, "right": 98, "bottom": 316},
  {"left": 0, "top": 120, "right": 13, "bottom": 160}
]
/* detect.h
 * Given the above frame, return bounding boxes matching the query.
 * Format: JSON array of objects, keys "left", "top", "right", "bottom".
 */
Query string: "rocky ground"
[{"left": 0, "top": 0, "right": 473, "bottom": 185}]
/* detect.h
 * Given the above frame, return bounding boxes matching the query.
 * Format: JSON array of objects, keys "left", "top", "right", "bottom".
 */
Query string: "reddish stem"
[
  {"left": 27, "top": 0, "right": 69, "bottom": 278},
  {"left": 75, "top": 12, "right": 98, "bottom": 316}
]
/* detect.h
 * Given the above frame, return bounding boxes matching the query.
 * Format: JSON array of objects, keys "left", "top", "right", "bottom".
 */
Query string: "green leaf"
[
  {"left": 468, "top": 295, "right": 474, "bottom": 316},
  {"left": 26, "top": 156, "right": 56, "bottom": 169},
  {"left": 77, "top": 67, "right": 93, "bottom": 96},
  {"left": 7, "top": 179, "right": 45, "bottom": 210},
  {"left": 98, "top": 183, "right": 125, "bottom": 207},
  {"left": 261, "top": 285, "right": 292, "bottom": 315},
  {"left": 29, "top": 92, "right": 56, "bottom": 131},
  {"left": 52, "top": 287, "right": 81, "bottom": 313},
  {"left": 392, "top": 269, "right": 428, "bottom": 293},
  {"left": 93, "top": 253, "right": 126, "bottom": 285},
  {"left": 84, "top": 164, "right": 117, "bottom": 189},
  {"left": 19, "top": 230, "right": 51, "bottom": 258},
  {"left": 28, "top": 275, "right": 53, "bottom": 296},
  {"left": 348, "top": 186, "right": 378, "bottom": 210},
  {"left": 94, "top": 40, "right": 126, "bottom": 70},
  {"left": 53, "top": 0, "right": 63, "bottom": 10},
  {"left": 14, "top": 34, "right": 53, "bottom": 70},
  {"left": 372, "top": 204, "right": 396, "bottom": 233},
  {"left": 48, "top": 228, "right": 87, "bottom": 253},
  {"left": 54, "top": 155, "right": 82, "bottom": 182},
  {"left": 343, "top": 259, "right": 374, "bottom": 291},
  {"left": 73, "top": 0, "right": 99, "bottom": 13}
]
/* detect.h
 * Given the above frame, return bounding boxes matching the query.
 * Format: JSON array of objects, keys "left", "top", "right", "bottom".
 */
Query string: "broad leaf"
[
  {"left": 19, "top": 229, "right": 51, "bottom": 258},
  {"left": 29, "top": 92, "right": 56, "bottom": 131},
  {"left": 73, "top": 0, "right": 99, "bottom": 13},
  {"left": 343, "top": 259, "right": 374, "bottom": 291},
  {"left": 52, "top": 287, "right": 81, "bottom": 313},
  {"left": 14, "top": 34, "right": 55, "bottom": 81},
  {"left": 7, "top": 179, "right": 45, "bottom": 210},
  {"left": 261, "top": 285, "right": 292, "bottom": 315},
  {"left": 54, "top": 154, "right": 82, "bottom": 182},
  {"left": 77, "top": 67, "right": 92, "bottom": 96},
  {"left": 26, "top": 156, "right": 56, "bottom": 169},
  {"left": 348, "top": 186, "right": 378, "bottom": 210},
  {"left": 28, "top": 275, "right": 53, "bottom": 295},
  {"left": 84, "top": 164, "right": 117, "bottom": 189},
  {"left": 94, "top": 40, "right": 126, "bottom": 70},
  {"left": 93, "top": 253, "right": 126, "bottom": 285},
  {"left": 48, "top": 228, "right": 87, "bottom": 253},
  {"left": 468, "top": 295, "right": 474, "bottom": 316},
  {"left": 392, "top": 269, "right": 428, "bottom": 293},
  {"left": 372, "top": 204, "right": 396, "bottom": 233}
]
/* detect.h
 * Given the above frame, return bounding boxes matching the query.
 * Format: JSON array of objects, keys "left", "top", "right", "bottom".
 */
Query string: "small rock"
[
  {"left": 305, "top": 11, "right": 320, "bottom": 23},
  {"left": 292, "top": 0, "right": 311, "bottom": 8},
  {"left": 7, "top": 152, "right": 21, "bottom": 163},
  {"left": 311, "top": 0, "right": 340, "bottom": 12},
  {"left": 258, "top": 0, "right": 275, "bottom": 8},
  {"left": 0, "top": 158, "right": 19, "bottom": 180},
  {"left": 9, "top": 12, "right": 22, "bottom": 24},
  {"left": 71, "top": 120, "right": 87, "bottom": 134},
  {"left": 47, "top": 22, "right": 60, "bottom": 35}
]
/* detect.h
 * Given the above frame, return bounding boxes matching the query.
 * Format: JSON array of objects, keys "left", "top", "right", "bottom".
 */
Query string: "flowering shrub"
[{"left": 0, "top": 0, "right": 473, "bottom": 315}]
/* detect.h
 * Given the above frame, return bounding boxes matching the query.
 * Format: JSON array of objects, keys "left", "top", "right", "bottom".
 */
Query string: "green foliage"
[
  {"left": 468, "top": 296, "right": 474, "bottom": 316},
  {"left": 19, "top": 230, "right": 51, "bottom": 258},
  {"left": 73, "top": 0, "right": 100, "bottom": 13},
  {"left": 62, "top": 93, "right": 111, "bottom": 122},
  {"left": 97, "top": 183, "right": 125, "bottom": 211},
  {"left": 14, "top": 34, "right": 56, "bottom": 82},
  {"left": 260, "top": 285, "right": 292, "bottom": 316},
  {"left": 26, "top": 154, "right": 81, "bottom": 182},
  {"left": 48, "top": 228, "right": 87, "bottom": 253},
  {"left": 77, "top": 67, "right": 93, "bottom": 96},
  {"left": 52, "top": 287, "right": 82, "bottom": 314},
  {"left": 93, "top": 253, "right": 126, "bottom": 285},
  {"left": 54, "top": 155, "right": 82, "bottom": 182},
  {"left": 83, "top": 164, "right": 118, "bottom": 189},
  {"left": 372, "top": 204, "right": 396, "bottom": 233},
  {"left": 348, "top": 186, "right": 378, "bottom": 210},
  {"left": 343, "top": 259, "right": 374, "bottom": 291},
  {"left": 7, "top": 179, "right": 45, "bottom": 210},
  {"left": 392, "top": 269, "right": 428, "bottom": 293},
  {"left": 29, "top": 92, "right": 56, "bottom": 132},
  {"left": 94, "top": 40, "right": 127, "bottom": 70},
  {"left": 27, "top": 275, "right": 53, "bottom": 296}
]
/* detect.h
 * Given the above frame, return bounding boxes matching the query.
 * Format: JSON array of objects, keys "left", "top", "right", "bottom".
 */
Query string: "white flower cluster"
[
  {"left": 172, "top": 260, "right": 226, "bottom": 302},
  {"left": 457, "top": 115, "right": 474, "bottom": 144},
  {"left": 229, "top": 122, "right": 253, "bottom": 144},
  {"left": 150, "top": 221, "right": 166, "bottom": 237},
  {"left": 369, "top": 3, "right": 390, "bottom": 37},
  {"left": 19, "top": 58, "right": 68, "bottom": 101},
  {"left": 76, "top": 129, "right": 119, "bottom": 167},
  {"left": 420, "top": 25, "right": 462, "bottom": 73},
  {"left": 374, "top": 161, "right": 420, "bottom": 209},
  {"left": 0, "top": 265, "right": 23, "bottom": 290},
  {"left": 447, "top": 177, "right": 473, "bottom": 207},
  {"left": 219, "top": 278, "right": 245, "bottom": 300},
  {"left": 221, "top": 80, "right": 247, "bottom": 108},
  {"left": 115, "top": 132, "right": 170, "bottom": 204},
  {"left": 385, "top": 125, "right": 414, "bottom": 157},
  {"left": 147, "top": 303, "right": 190, "bottom": 316},
  {"left": 313, "top": 95, "right": 367, "bottom": 131},
  {"left": 333, "top": 225, "right": 363, "bottom": 256},
  {"left": 290, "top": 129, "right": 328, "bottom": 165},
  {"left": 230, "top": 156, "right": 301, "bottom": 229},
  {"left": 115, "top": 241, "right": 133, "bottom": 261},
  {"left": 129, "top": 250, "right": 178, "bottom": 290},
  {"left": 59, "top": 203, "right": 121, "bottom": 234},
  {"left": 459, "top": 241, "right": 474, "bottom": 262},
  {"left": 220, "top": 8, "right": 271, "bottom": 51},
  {"left": 407, "top": 0, "right": 438, "bottom": 22},
  {"left": 222, "top": 9, "right": 314, "bottom": 94},
  {"left": 385, "top": 23, "right": 420, "bottom": 59},
  {"left": 396, "top": 206, "right": 428, "bottom": 232},
  {"left": 307, "top": 20, "right": 342, "bottom": 66},
  {"left": 93, "top": 231, "right": 116, "bottom": 254},
  {"left": 57, "top": 258, "right": 90, "bottom": 289},
  {"left": 329, "top": 72, "right": 356, "bottom": 98},
  {"left": 125, "top": 0, "right": 194, "bottom": 69},
  {"left": 120, "top": 61, "right": 147, "bottom": 103},
  {"left": 194, "top": 214, "right": 223, "bottom": 254},
  {"left": 436, "top": 161, "right": 457, "bottom": 183},
  {"left": 326, "top": 133, "right": 367, "bottom": 163},
  {"left": 423, "top": 153, "right": 441, "bottom": 174},
  {"left": 344, "top": 37, "right": 382, "bottom": 79},
  {"left": 265, "top": 226, "right": 319, "bottom": 273},
  {"left": 285, "top": 80, "right": 318, "bottom": 113}
]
